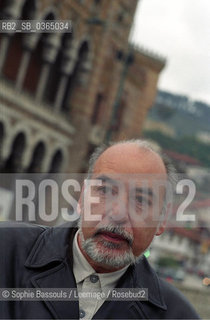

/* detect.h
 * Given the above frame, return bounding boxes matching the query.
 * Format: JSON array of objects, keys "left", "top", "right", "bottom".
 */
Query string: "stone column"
[
  {"left": 77, "top": 60, "right": 92, "bottom": 85},
  {"left": 0, "top": 0, "right": 22, "bottom": 74},
  {"left": 54, "top": 74, "right": 69, "bottom": 112},
  {"left": 15, "top": 33, "right": 39, "bottom": 91},
  {"left": 35, "top": 63, "right": 51, "bottom": 102},
  {"left": 35, "top": 34, "right": 61, "bottom": 102},
  {"left": 15, "top": 49, "right": 31, "bottom": 91},
  {"left": 53, "top": 49, "right": 77, "bottom": 113},
  {"left": 0, "top": 35, "right": 12, "bottom": 74}
]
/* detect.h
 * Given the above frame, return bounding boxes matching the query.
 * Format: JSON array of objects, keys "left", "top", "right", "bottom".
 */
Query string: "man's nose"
[{"left": 107, "top": 192, "right": 130, "bottom": 224}]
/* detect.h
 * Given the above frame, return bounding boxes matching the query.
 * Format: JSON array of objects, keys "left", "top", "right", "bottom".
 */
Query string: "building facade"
[{"left": 0, "top": 0, "right": 165, "bottom": 174}]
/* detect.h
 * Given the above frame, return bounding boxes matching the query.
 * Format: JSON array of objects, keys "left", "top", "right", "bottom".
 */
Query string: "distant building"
[
  {"left": 144, "top": 90, "right": 210, "bottom": 140},
  {"left": 150, "top": 193, "right": 210, "bottom": 279},
  {"left": 143, "top": 119, "right": 176, "bottom": 137},
  {"left": 151, "top": 226, "right": 210, "bottom": 276},
  {"left": 164, "top": 150, "right": 201, "bottom": 173},
  {"left": 0, "top": 0, "right": 165, "bottom": 174},
  {"left": 196, "top": 131, "right": 210, "bottom": 144}
]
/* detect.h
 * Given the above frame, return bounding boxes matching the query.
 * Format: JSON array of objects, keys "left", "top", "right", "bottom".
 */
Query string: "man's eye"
[
  {"left": 96, "top": 185, "right": 118, "bottom": 196},
  {"left": 136, "top": 196, "right": 152, "bottom": 206},
  {"left": 96, "top": 186, "right": 111, "bottom": 194}
]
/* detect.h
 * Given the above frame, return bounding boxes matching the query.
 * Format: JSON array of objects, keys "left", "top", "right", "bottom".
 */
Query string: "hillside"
[
  {"left": 143, "top": 90, "right": 210, "bottom": 167},
  {"left": 147, "top": 90, "right": 210, "bottom": 138}
]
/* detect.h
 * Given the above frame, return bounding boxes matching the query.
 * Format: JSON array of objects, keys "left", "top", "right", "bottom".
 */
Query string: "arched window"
[
  {"left": 0, "top": 122, "right": 4, "bottom": 161},
  {"left": 0, "top": 0, "right": 6, "bottom": 12},
  {"left": 21, "top": 0, "right": 37, "bottom": 19},
  {"left": 49, "top": 150, "right": 63, "bottom": 173},
  {"left": 1, "top": 0, "right": 37, "bottom": 82},
  {"left": 61, "top": 40, "right": 89, "bottom": 112},
  {"left": 0, "top": 1, "right": 9, "bottom": 72},
  {"left": 94, "top": 0, "right": 102, "bottom": 5},
  {"left": 113, "top": 95, "right": 127, "bottom": 132},
  {"left": 91, "top": 93, "right": 104, "bottom": 124},
  {"left": 44, "top": 32, "right": 73, "bottom": 104},
  {"left": 26, "top": 142, "right": 46, "bottom": 173},
  {"left": 2, "top": 34, "right": 23, "bottom": 81},
  {"left": 0, "top": 0, "right": 15, "bottom": 17},
  {"left": 3, "top": 132, "right": 26, "bottom": 173},
  {"left": 23, "top": 12, "right": 56, "bottom": 94}
]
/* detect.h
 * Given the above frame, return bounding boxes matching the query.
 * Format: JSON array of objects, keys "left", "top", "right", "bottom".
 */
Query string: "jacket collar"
[
  {"left": 25, "top": 222, "right": 79, "bottom": 320},
  {"left": 25, "top": 222, "right": 77, "bottom": 268},
  {"left": 128, "top": 257, "right": 167, "bottom": 310},
  {"left": 25, "top": 222, "right": 167, "bottom": 312}
]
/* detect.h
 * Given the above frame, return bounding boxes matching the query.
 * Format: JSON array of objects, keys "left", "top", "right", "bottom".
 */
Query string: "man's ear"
[
  {"left": 155, "top": 219, "right": 167, "bottom": 236},
  {"left": 155, "top": 203, "right": 171, "bottom": 236}
]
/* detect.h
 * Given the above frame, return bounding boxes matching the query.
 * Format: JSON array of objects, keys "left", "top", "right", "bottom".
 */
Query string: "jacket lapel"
[
  {"left": 30, "top": 260, "right": 79, "bottom": 319},
  {"left": 94, "top": 258, "right": 167, "bottom": 319},
  {"left": 24, "top": 223, "right": 80, "bottom": 319},
  {"left": 24, "top": 222, "right": 167, "bottom": 319}
]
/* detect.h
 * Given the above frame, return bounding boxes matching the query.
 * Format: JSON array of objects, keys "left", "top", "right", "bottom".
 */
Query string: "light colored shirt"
[{"left": 73, "top": 230, "right": 129, "bottom": 320}]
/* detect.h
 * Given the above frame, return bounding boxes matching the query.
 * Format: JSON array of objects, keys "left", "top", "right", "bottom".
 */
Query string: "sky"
[{"left": 131, "top": 0, "right": 210, "bottom": 104}]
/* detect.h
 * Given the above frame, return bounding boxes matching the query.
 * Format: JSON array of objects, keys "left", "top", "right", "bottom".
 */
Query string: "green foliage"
[
  {"left": 156, "top": 104, "right": 176, "bottom": 120},
  {"left": 157, "top": 256, "right": 180, "bottom": 268},
  {"left": 143, "top": 130, "right": 210, "bottom": 168}
]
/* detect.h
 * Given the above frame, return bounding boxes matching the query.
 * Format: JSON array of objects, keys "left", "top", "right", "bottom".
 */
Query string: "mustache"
[{"left": 94, "top": 224, "right": 133, "bottom": 247}]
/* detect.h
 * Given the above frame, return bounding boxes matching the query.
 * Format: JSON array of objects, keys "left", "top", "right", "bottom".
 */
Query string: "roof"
[
  {"left": 172, "top": 227, "right": 201, "bottom": 242},
  {"left": 190, "top": 199, "right": 210, "bottom": 210},
  {"left": 164, "top": 150, "right": 200, "bottom": 165}
]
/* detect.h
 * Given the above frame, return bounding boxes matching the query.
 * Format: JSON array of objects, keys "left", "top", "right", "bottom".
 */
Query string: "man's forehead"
[
  {"left": 92, "top": 173, "right": 168, "bottom": 191},
  {"left": 92, "top": 143, "right": 167, "bottom": 177}
]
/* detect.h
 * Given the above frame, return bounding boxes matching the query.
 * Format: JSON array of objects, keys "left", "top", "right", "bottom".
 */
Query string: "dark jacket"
[{"left": 0, "top": 221, "right": 200, "bottom": 319}]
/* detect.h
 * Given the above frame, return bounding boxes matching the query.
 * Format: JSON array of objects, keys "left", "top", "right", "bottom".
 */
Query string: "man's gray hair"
[
  {"left": 88, "top": 139, "right": 176, "bottom": 183},
  {"left": 87, "top": 139, "right": 177, "bottom": 216}
]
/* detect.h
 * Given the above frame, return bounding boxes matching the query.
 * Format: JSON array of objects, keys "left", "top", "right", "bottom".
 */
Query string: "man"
[{"left": 0, "top": 139, "right": 200, "bottom": 319}]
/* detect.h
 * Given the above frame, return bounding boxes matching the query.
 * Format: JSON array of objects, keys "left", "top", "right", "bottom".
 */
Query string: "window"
[{"left": 91, "top": 93, "right": 104, "bottom": 124}]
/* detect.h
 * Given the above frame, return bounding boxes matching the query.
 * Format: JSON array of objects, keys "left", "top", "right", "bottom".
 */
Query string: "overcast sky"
[{"left": 131, "top": 0, "right": 210, "bottom": 104}]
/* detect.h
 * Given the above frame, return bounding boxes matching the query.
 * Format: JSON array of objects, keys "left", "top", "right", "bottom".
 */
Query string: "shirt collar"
[
  {"left": 24, "top": 223, "right": 167, "bottom": 310},
  {"left": 73, "top": 229, "right": 129, "bottom": 290},
  {"left": 73, "top": 229, "right": 96, "bottom": 284}
]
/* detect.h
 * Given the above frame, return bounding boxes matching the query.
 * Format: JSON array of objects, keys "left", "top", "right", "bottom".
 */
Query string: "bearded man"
[{"left": 0, "top": 139, "right": 200, "bottom": 319}]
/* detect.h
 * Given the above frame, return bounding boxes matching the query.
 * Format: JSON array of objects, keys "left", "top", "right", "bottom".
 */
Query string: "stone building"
[{"left": 0, "top": 0, "right": 165, "bottom": 174}]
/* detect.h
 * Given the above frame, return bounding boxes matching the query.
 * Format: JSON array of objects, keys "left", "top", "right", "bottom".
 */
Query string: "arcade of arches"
[
  {"left": 0, "top": 120, "right": 66, "bottom": 173},
  {"left": 0, "top": 0, "right": 92, "bottom": 174},
  {"left": 0, "top": 0, "right": 91, "bottom": 114},
  {"left": 0, "top": 0, "right": 165, "bottom": 176}
]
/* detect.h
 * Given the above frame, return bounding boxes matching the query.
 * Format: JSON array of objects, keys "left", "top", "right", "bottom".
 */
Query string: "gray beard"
[{"left": 78, "top": 225, "right": 140, "bottom": 269}]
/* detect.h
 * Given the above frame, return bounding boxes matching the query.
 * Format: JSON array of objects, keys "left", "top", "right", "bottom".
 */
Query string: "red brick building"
[{"left": 0, "top": 0, "right": 165, "bottom": 173}]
